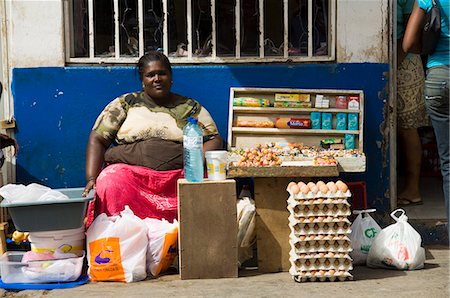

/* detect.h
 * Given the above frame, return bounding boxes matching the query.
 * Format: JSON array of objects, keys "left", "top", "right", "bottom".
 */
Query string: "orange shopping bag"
[{"left": 88, "top": 237, "right": 125, "bottom": 282}]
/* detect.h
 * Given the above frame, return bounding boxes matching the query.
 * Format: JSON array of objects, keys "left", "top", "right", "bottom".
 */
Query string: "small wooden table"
[{"left": 228, "top": 165, "right": 339, "bottom": 273}]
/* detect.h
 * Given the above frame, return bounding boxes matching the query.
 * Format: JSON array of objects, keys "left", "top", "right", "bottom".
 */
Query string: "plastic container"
[
  {"left": 28, "top": 226, "right": 85, "bottom": 253},
  {"left": 205, "top": 150, "right": 227, "bottom": 181},
  {"left": 0, "top": 251, "right": 84, "bottom": 284},
  {"left": 0, "top": 187, "right": 93, "bottom": 232},
  {"left": 183, "top": 116, "right": 204, "bottom": 182}
]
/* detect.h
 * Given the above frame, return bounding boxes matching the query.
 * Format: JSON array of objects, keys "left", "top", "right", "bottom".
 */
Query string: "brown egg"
[
  {"left": 335, "top": 180, "right": 344, "bottom": 186},
  {"left": 328, "top": 252, "right": 335, "bottom": 257},
  {"left": 316, "top": 181, "right": 326, "bottom": 187},
  {"left": 308, "top": 199, "right": 314, "bottom": 204},
  {"left": 307, "top": 182, "right": 316, "bottom": 188},
  {"left": 288, "top": 181, "right": 297, "bottom": 189},
  {"left": 297, "top": 181, "right": 306, "bottom": 188},
  {"left": 299, "top": 235, "right": 306, "bottom": 241},
  {"left": 337, "top": 183, "right": 349, "bottom": 192},
  {"left": 310, "top": 185, "right": 319, "bottom": 194},
  {"left": 319, "top": 270, "right": 326, "bottom": 276},
  {"left": 319, "top": 184, "right": 329, "bottom": 193},
  {"left": 300, "top": 184, "right": 311, "bottom": 194},
  {"left": 317, "top": 216, "right": 324, "bottom": 222},
  {"left": 290, "top": 184, "right": 301, "bottom": 195},
  {"left": 327, "top": 182, "right": 338, "bottom": 193},
  {"left": 328, "top": 269, "right": 336, "bottom": 276},
  {"left": 299, "top": 217, "right": 305, "bottom": 223},
  {"left": 317, "top": 198, "right": 324, "bottom": 204}
]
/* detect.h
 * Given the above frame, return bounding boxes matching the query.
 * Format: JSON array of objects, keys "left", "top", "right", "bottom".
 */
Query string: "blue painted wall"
[{"left": 11, "top": 63, "right": 390, "bottom": 210}]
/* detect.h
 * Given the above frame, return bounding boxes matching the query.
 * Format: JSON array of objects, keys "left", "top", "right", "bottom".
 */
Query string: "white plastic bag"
[
  {"left": 349, "top": 209, "right": 382, "bottom": 265},
  {"left": 143, "top": 218, "right": 179, "bottom": 277},
  {"left": 237, "top": 197, "right": 256, "bottom": 267},
  {"left": 0, "top": 183, "right": 69, "bottom": 203},
  {"left": 86, "top": 206, "right": 148, "bottom": 282},
  {"left": 367, "top": 209, "right": 425, "bottom": 270}
]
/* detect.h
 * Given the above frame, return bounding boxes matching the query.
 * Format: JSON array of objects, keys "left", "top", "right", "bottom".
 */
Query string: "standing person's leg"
[
  {"left": 398, "top": 128, "right": 423, "bottom": 204},
  {"left": 424, "top": 66, "right": 449, "bottom": 236}
]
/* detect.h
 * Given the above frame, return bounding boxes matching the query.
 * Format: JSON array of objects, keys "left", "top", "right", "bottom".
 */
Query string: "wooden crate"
[{"left": 177, "top": 179, "right": 238, "bottom": 279}]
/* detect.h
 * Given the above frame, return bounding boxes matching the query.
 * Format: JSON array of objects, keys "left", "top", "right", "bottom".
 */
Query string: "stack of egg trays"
[{"left": 287, "top": 188, "right": 353, "bottom": 282}]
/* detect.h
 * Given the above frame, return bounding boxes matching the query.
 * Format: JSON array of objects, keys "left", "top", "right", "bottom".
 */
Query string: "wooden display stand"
[
  {"left": 227, "top": 87, "right": 365, "bottom": 273},
  {"left": 177, "top": 179, "right": 238, "bottom": 279}
]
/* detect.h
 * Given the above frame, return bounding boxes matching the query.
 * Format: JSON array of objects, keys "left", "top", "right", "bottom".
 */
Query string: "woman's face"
[{"left": 142, "top": 60, "right": 172, "bottom": 100}]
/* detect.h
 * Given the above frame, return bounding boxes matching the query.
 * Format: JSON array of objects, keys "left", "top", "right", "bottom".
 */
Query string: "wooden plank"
[
  {"left": 254, "top": 177, "right": 302, "bottom": 273},
  {"left": 227, "top": 165, "right": 339, "bottom": 178},
  {"left": 178, "top": 179, "right": 238, "bottom": 279}
]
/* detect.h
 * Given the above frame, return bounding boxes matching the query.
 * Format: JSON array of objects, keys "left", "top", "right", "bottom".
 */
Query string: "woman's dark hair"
[{"left": 137, "top": 51, "right": 172, "bottom": 81}]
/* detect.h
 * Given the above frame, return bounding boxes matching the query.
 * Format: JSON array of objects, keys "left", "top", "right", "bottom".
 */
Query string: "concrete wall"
[{"left": 4, "top": 1, "right": 391, "bottom": 213}]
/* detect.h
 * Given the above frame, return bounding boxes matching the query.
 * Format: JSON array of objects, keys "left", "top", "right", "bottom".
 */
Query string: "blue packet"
[
  {"left": 336, "top": 113, "right": 347, "bottom": 130},
  {"left": 321, "top": 113, "right": 332, "bottom": 130},
  {"left": 311, "top": 112, "right": 321, "bottom": 129},
  {"left": 344, "top": 134, "right": 355, "bottom": 149},
  {"left": 348, "top": 113, "right": 359, "bottom": 130}
]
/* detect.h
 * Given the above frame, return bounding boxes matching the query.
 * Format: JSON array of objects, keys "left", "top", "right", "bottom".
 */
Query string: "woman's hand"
[
  {"left": 82, "top": 178, "right": 96, "bottom": 197},
  {"left": 84, "top": 131, "right": 111, "bottom": 197}
]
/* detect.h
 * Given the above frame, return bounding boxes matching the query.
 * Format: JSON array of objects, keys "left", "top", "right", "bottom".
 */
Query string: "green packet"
[
  {"left": 233, "top": 97, "right": 271, "bottom": 107},
  {"left": 320, "top": 138, "right": 343, "bottom": 146}
]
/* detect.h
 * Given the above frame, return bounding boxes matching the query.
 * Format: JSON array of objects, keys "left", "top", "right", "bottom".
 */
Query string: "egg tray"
[
  {"left": 289, "top": 239, "right": 352, "bottom": 253},
  {"left": 290, "top": 233, "right": 350, "bottom": 242},
  {"left": 288, "top": 196, "right": 350, "bottom": 206},
  {"left": 287, "top": 212, "right": 350, "bottom": 224},
  {"left": 291, "top": 270, "right": 353, "bottom": 282},
  {"left": 287, "top": 189, "right": 351, "bottom": 200},
  {"left": 289, "top": 254, "right": 353, "bottom": 271},
  {"left": 288, "top": 219, "right": 351, "bottom": 234},
  {"left": 293, "top": 251, "right": 350, "bottom": 259},
  {"left": 288, "top": 204, "right": 351, "bottom": 218}
]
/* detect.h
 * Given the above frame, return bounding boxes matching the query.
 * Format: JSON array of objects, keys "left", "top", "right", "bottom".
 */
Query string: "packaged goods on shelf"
[
  {"left": 274, "top": 101, "right": 312, "bottom": 108},
  {"left": 310, "top": 112, "right": 321, "bottom": 129},
  {"left": 275, "top": 118, "right": 311, "bottom": 129},
  {"left": 286, "top": 180, "right": 353, "bottom": 282},
  {"left": 275, "top": 93, "right": 310, "bottom": 102},
  {"left": 236, "top": 120, "right": 274, "bottom": 128},
  {"left": 335, "top": 96, "right": 348, "bottom": 109},
  {"left": 233, "top": 97, "right": 271, "bottom": 107},
  {"left": 336, "top": 113, "right": 347, "bottom": 130},
  {"left": 321, "top": 113, "right": 332, "bottom": 129},
  {"left": 348, "top": 95, "right": 360, "bottom": 110},
  {"left": 314, "top": 95, "right": 330, "bottom": 108}
]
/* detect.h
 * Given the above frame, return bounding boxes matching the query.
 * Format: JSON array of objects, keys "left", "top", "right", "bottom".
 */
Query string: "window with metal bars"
[{"left": 64, "top": 0, "right": 335, "bottom": 64}]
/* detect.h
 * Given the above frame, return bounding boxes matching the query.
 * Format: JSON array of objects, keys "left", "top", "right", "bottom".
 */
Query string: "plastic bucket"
[
  {"left": 205, "top": 150, "right": 228, "bottom": 181},
  {"left": 28, "top": 226, "right": 85, "bottom": 253}
]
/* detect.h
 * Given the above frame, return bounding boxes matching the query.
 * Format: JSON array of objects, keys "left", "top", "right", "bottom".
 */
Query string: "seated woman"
[{"left": 83, "top": 51, "right": 222, "bottom": 227}]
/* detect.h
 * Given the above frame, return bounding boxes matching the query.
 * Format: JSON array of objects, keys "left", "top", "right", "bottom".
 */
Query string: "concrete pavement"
[{"left": 1, "top": 246, "right": 448, "bottom": 298}]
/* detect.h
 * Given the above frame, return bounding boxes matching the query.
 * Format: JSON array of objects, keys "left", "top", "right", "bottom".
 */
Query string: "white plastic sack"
[
  {"left": 237, "top": 197, "right": 256, "bottom": 266},
  {"left": 367, "top": 209, "right": 425, "bottom": 270},
  {"left": 0, "top": 183, "right": 69, "bottom": 203},
  {"left": 86, "top": 206, "right": 148, "bottom": 282},
  {"left": 143, "top": 218, "right": 179, "bottom": 277},
  {"left": 349, "top": 209, "right": 382, "bottom": 265}
]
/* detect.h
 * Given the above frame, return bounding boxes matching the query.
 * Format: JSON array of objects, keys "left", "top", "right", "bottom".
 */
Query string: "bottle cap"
[{"left": 188, "top": 116, "right": 198, "bottom": 124}]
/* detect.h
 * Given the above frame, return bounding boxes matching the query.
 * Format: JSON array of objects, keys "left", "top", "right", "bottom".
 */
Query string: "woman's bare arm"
[
  {"left": 403, "top": 1, "right": 425, "bottom": 53},
  {"left": 83, "top": 131, "right": 112, "bottom": 196}
]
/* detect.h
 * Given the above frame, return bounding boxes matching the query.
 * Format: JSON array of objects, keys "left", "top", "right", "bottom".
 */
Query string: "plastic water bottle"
[{"left": 183, "top": 116, "right": 204, "bottom": 182}]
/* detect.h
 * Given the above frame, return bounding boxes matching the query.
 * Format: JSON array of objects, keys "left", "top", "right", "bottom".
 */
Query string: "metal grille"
[{"left": 64, "top": 0, "right": 335, "bottom": 64}]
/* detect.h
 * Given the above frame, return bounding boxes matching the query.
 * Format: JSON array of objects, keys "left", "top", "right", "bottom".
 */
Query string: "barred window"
[{"left": 64, "top": 0, "right": 335, "bottom": 64}]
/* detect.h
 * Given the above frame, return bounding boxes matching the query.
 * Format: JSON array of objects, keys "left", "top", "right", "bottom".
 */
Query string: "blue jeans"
[{"left": 424, "top": 65, "right": 449, "bottom": 236}]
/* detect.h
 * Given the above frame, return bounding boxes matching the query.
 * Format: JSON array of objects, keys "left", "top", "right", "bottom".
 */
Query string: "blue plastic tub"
[{"left": 0, "top": 187, "right": 93, "bottom": 232}]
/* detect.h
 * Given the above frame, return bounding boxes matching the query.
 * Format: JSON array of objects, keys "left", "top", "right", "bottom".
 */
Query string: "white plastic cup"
[{"left": 205, "top": 150, "right": 228, "bottom": 181}]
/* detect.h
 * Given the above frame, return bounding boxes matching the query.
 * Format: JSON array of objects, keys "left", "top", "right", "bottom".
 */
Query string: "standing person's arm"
[{"left": 403, "top": 1, "right": 426, "bottom": 53}]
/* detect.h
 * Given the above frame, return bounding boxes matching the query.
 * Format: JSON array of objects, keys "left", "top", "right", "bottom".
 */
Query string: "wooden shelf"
[
  {"left": 233, "top": 107, "right": 362, "bottom": 114},
  {"left": 232, "top": 127, "right": 360, "bottom": 135},
  {"left": 227, "top": 87, "right": 366, "bottom": 173}
]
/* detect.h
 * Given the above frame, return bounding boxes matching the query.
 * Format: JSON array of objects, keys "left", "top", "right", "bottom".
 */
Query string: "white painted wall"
[
  {"left": 336, "top": 0, "right": 390, "bottom": 63},
  {"left": 5, "top": 0, "right": 65, "bottom": 68},
  {"left": 2, "top": 0, "right": 389, "bottom": 68}
]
